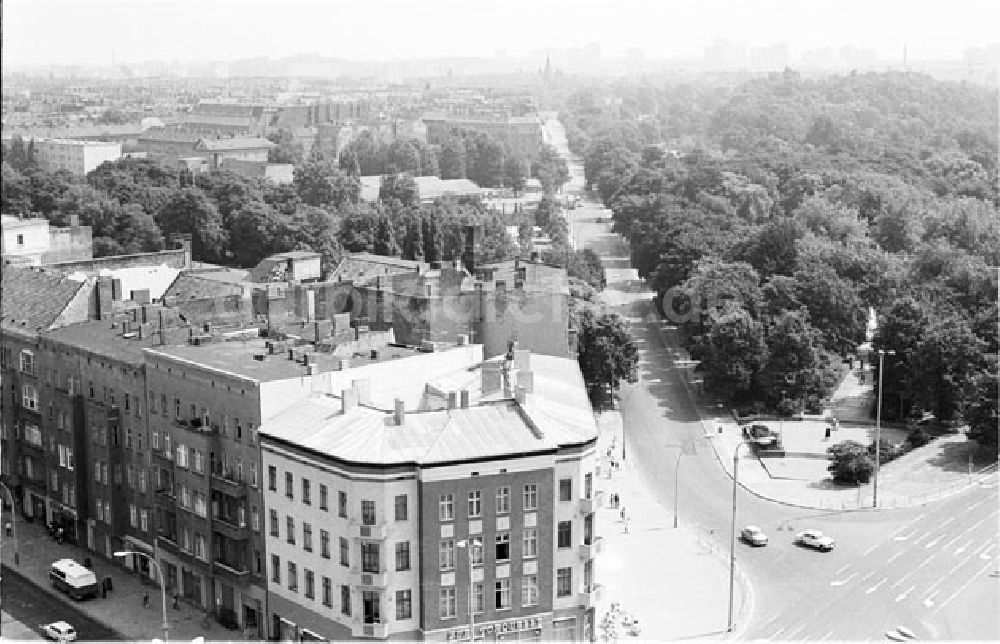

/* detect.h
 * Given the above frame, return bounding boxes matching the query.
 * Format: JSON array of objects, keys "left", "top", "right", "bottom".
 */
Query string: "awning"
[{"left": 123, "top": 534, "right": 155, "bottom": 554}]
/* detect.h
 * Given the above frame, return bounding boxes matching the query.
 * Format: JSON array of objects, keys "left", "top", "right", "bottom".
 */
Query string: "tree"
[
  {"left": 155, "top": 187, "right": 228, "bottom": 262},
  {"left": 421, "top": 215, "right": 443, "bottom": 263},
  {"left": 438, "top": 134, "right": 467, "bottom": 180},
  {"left": 534, "top": 143, "right": 570, "bottom": 195},
  {"left": 534, "top": 195, "right": 560, "bottom": 228},
  {"left": 566, "top": 249, "right": 605, "bottom": 290},
  {"left": 965, "top": 369, "right": 999, "bottom": 451},
  {"left": 379, "top": 173, "right": 420, "bottom": 207},
  {"left": 386, "top": 139, "right": 422, "bottom": 175},
  {"left": 465, "top": 132, "right": 506, "bottom": 188},
  {"left": 503, "top": 155, "right": 529, "bottom": 193},
  {"left": 576, "top": 309, "right": 639, "bottom": 407},
  {"left": 266, "top": 129, "right": 305, "bottom": 165},
  {"left": 294, "top": 159, "right": 360, "bottom": 208},
  {"left": 342, "top": 130, "right": 386, "bottom": 176},
  {"left": 827, "top": 440, "right": 874, "bottom": 485},
  {"left": 687, "top": 307, "right": 769, "bottom": 403},
  {"left": 373, "top": 213, "right": 400, "bottom": 257},
  {"left": 227, "top": 200, "right": 283, "bottom": 266}
]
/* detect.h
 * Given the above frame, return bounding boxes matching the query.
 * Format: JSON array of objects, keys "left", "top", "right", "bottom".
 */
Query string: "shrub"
[{"left": 827, "top": 440, "right": 875, "bottom": 485}]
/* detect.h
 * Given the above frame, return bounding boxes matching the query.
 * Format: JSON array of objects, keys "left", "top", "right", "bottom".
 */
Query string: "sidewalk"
[
  {"left": 0, "top": 518, "right": 235, "bottom": 642},
  {"left": 593, "top": 411, "right": 750, "bottom": 640},
  {"left": 2, "top": 610, "right": 43, "bottom": 641}
]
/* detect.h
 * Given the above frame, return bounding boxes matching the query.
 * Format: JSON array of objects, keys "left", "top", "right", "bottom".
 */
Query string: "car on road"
[
  {"left": 741, "top": 525, "right": 769, "bottom": 546},
  {"left": 795, "top": 529, "right": 835, "bottom": 551},
  {"left": 743, "top": 423, "right": 778, "bottom": 446},
  {"left": 43, "top": 621, "right": 77, "bottom": 642}
]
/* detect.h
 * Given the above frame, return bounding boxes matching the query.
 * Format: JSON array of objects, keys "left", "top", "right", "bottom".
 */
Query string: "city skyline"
[{"left": 3, "top": 0, "right": 998, "bottom": 69}]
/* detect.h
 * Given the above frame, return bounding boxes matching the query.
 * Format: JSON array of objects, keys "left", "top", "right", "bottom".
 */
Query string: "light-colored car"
[
  {"left": 796, "top": 529, "right": 835, "bottom": 551},
  {"left": 741, "top": 525, "right": 768, "bottom": 546},
  {"left": 43, "top": 621, "right": 77, "bottom": 642}
]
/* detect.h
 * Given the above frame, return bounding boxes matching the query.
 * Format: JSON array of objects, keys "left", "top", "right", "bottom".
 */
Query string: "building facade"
[{"left": 33, "top": 138, "right": 122, "bottom": 175}]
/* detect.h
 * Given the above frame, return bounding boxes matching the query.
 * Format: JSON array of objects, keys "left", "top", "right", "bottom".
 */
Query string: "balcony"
[
  {"left": 579, "top": 496, "right": 596, "bottom": 515},
  {"left": 151, "top": 447, "right": 173, "bottom": 464},
  {"left": 209, "top": 471, "right": 248, "bottom": 498},
  {"left": 352, "top": 569, "right": 389, "bottom": 588},
  {"left": 577, "top": 583, "right": 603, "bottom": 609},
  {"left": 351, "top": 621, "right": 389, "bottom": 639},
  {"left": 212, "top": 515, "right": 250, "bottom": 541},
  {"left": 212, "top": 559, "right": 251, "bottom": 583},
  {"left": 19, "top": 440, "right": 44, "bottom": 455},
  {"left": 579, "top": 536, "right": 603, "bottom": 561},
  {"left": 157, "top": 534, "right": 182, "bottom": 556},
  {"left": 350, "top": 521, "right": 388, "bottom": 541},
  {"left": 22, "top": 474, "right": 47, "bottom": 491}
]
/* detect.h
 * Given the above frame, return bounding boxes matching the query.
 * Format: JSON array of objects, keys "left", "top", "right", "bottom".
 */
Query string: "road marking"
[
  {"left": 818, "top": 630, "right": 835, "bottom": 641},
  {"left": 834, "top": 564, "right": 851, "bottom": 575},
  {"left": 979, "top": 543, "right": 996, "bottom": 560},
  {"left": 943, "top": 534, "right": 963, "bottom": 550},
  {"left": 889, "top": 513, "right": 926, "bottom": 538},
  {"left": 925, "top": 533, "right": 945, "bottom": 548},
  {"left": 940, "top": 517, "right": 955, "bottom": 527},
  {"left": 785, "top": 625, "right": 805, "bottom": 639},
  {"left": 895, "top": 585, "right": 916, "bottom": 602},
  {"left": 923, "top": 590, "right": 941, "bottom": 608},
  {"left": 895, "top": 530, "right": 917, "bottom": 541},
  {"left": 891, "top": 570, "right": 916, "bottom": 589},
  {"left": 863, "top": 543, "right": 880, "bottom": 556},
  {"left": 955, "top": 539, "right": 974, "bottom": 555},
  {"left": 887, "top": 550, "right": 905, "bottom": 564},
  {"left": 933, "top": 560, "right": 994, "bottom": 614},
  {"left": 968, "top": 499, "right": 985, "bottom": 511},
  {"left": 913, "top": 531, "right": 931, "bottom": 545},
  {"left": 830, "top": 572, "right": 857, "bottom": 586},
  {"left": 858, "top": 571, "right": 875, "bottom": 584},
  {"left": 866, "top": 577, "right": 888, "bottom": 594},
  {"left": 771, "top": 627, "right": 786, "bottom": 638}
]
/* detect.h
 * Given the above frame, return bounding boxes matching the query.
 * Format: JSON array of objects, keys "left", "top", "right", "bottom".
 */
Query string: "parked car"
[
  {"left": 741, "top": 525, "right": 769, "bottom": 546},
  {"left": 743, "top": 424, "right": 777, "bottom": 446},
  {"left": 44, "top": 621, "right": 77, "bottom": 642},
  {"left": 49, "top": 559, "right": 99, "bottom": 600},
  {"left": 796, "top": 529, "right": 835, "bottom": 551}
]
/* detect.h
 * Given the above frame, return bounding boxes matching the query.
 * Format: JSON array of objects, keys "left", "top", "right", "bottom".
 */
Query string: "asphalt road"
[
  {"left": 1, "top": 565, "right": 123, "bottom": 641},
  {"left": 545, "top": 115, "right": 1000, "bottom": 641}
]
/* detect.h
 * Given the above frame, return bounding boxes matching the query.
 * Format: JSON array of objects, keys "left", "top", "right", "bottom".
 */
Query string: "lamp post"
[
  {"left": 456, "top": 539, "right": 479, "bottom": 641},
  {"left": 727, "top": 441, "right": 755, "bottom": 633},
  {"left": 0, "top": 481, "right": 19, "bottom": 565},
  {"left": 873, "top": 349, "right": 896, "bottom": 508},
  {"left": 115, "top": 550, "right": 169, "bottom": 642}
]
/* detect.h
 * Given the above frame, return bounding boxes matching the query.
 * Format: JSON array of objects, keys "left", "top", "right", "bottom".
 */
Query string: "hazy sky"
[{"left": 4, "top": 0, "right": 998, "bottom": 66}]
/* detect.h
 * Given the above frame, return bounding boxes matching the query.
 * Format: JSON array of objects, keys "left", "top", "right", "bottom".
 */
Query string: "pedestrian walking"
[
  {"left": 620, "top": 505, "right": 627, "bottom": 520},
  {"left": 143, "top": 591, "right": 150, "bottom": 608},
  {"left": 173, "top": 593, "right": 180, "bottom": 610},
  {"left": 624, "top": 517, "right": 630, "bottom": 534},
  {"left": 102, "top": 583, "right": 107, "bottom": 599},
  {"left": 4, "top": 521, "right": 11, "bottom": 537}
]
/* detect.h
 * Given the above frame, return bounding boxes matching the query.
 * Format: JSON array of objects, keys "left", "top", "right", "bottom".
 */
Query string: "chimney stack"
[
  {"left": 352, "top": 379, "right": 371, "bottom": 405},
  {"left": 514, "top": 386, "right": 528, "bottom": 405},
  {"left": 447, "top": 391, "right": 458, "bottom": 409},
  {"left": 460, "top": 389, "right": 470, "bottom": 409},
  {"left": 518, "top": 370, "right": 534, "bottom": 393},
  {"left": 393, "top": 398, "right": 405, "bottom": 425},
  {"left": 341, "top": 388, "right": 358, "bottom": 413},
  {"left": 481, "top": 362, "right": 502, "bottom": 395}
]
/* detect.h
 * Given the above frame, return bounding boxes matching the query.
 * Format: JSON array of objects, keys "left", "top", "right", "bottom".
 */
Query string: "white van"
[{"left": 49, "top": 559, "right": 99, "bottom": 600}]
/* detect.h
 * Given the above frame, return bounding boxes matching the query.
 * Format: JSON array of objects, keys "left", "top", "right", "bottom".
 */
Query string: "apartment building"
[
  {"left": 1, "top": 214, "right": 93, "bottom": 267},
  {"left": 260, "top": 350, "right": 600, "bottom": 641},
  {"left": 32, "top": 137, "right": 122, "bottom": 175},
  {"left": 423, "top": 114, "right": 544, "bottom": 159}
]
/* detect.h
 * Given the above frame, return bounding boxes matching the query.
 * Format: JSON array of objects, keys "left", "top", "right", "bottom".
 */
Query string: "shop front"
[{"left": 440, "top": 615, "right": 548, "bottom": 642}]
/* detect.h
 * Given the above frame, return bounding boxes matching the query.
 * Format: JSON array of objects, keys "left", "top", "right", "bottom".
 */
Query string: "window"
[
  {"left": 557, "top": 567, "right": 572, "bottom": 597},
  {"left": 362, "top": 500, "right": 376, "bottom": 525},
  {"left": 585, "top": 472, "right": 593, "bottom": 499},
  {"left": 320, "top": 484, "right": 329, "bottom": 510},
  {"left": 470, "top": 539, "right": 484, "bottom": 565},
  {"left": 473, "top": 582, "right": 485, "bottom": 614},
  {"left": 468, "top": 490, "right": 481, "bottom": 517},
  {"left": 523, "top": 527, "right": 538, "bottom": 558},
  {"left": 322, "top": 577, "right": 332, "bottom": 607},
  {"left": 361, "top": 542, "right": 380, "bottom": 574},
  {"left": 21, "top": 384, "right": 38, "bottom": 410},
  {"left": 339, "top": 537, "right": 350, "bottom": 567},
  {"left": 304, "top": 569, "right": 315, "bottom": 599},
  {"left": 302, "top": 479, "right": 311, "bottom": 505},
  {"left": 193, "top": 450, "right": 203, "bottom": 473},
  {"left": 303, "top": 523, "right": 313, "bottom": 552},
  {"left": 269, "top": 510, "right": 278, "bottom": 537},
  {"left": 396, "top": 590, "right": 412, "bottom": 620},
  {"left": 271, "top": 555, "right": 281, "bottom": 583},
  {"left": 439, "top": 587, "right": 456, "bottom": 619},
  {"left": 338, "top": 491, "right": 347, "bottom": 517},
  {"left": 195, "top": 533, "right": 206, "bottom": 560},
  {"left": 251, "top": 506, "right": 260, "bottom": 532},
  {"left": 558, "top": 521, "right": 572, "bottom": 548},
  {"left": 522, "top": 575, "right": 539, "bottom": 606},
  {"left": 288, "top": 562, "right": 298, "bottom": 592},
  {"left": 249, "top": 462, "right": 257, "bottom": 487},
  {"left": 495, "top": 532, "right": 510, "bottom": 561},
  {"left": 320, "top": 530, "right": 330, "bottom": 559},
  {"left": 523, "top": 484, "right": 538, "bottom": 510},
  {"left": 286, "top": 516, "right": 295, "bottom": 544},
  {"left": 19, "top": 350, "right": 34, "bottom": 374},
  {"left": 268, "top": 466, "right": 276, "bottom": 491},
  {"left": 559, "top": 478, "right": 572, "bottom": 502},
  {"left": 139, "top": 509, "right": 148, "bottom": 532},
  {"left": 439, "top": 493, "right": 454, "bottom": 521},
  {"left": 341, "top": 585, "right": 352, "bottom": 616},
  {"left": 495, "top": 579, "right": 510, "bottom": 610},
  {"left": 439, "top": 539, "right": 455, "bottom": 570},
  {"left": 394, "top": 494, "right": 407, "bottom": 521},
  {"left": 138, "top": 471, "right": 146, "bottom": 494},
  {"left": 495, "top": 486, "right": 510, "bottom": 514},
  {"left": 130, "top": 504, "right": 138, "bottom": 527},
  {"left": 285, "top": 472, "right": 293, "bottom": 499},
  {"left": 395, "top": 541, "right": 410, "bottom": 571}
]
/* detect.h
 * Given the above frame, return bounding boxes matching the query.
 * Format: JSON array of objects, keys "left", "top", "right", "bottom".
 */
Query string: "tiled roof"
[
  {"left": 0, "top": 266, "right": 90, "bottom": 335},
  {"left": 162, "top": 272, "right": 247, "bottom": 301},
  {"left": 329, "top": 253, "right": 428, "bottom": 285},
  {"left": 194, "top": 137, "right": 275, "bottom": 151}
]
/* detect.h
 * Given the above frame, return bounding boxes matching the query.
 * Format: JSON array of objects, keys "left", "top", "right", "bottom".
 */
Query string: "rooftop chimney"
[
  {"left": 514, "top": 386, "right": 528, "bottom": 405},
  {"left": 460, "top": 389, "right": 470, "bottom": 409},
  {"left": 393, "top": 398, "right": 405, "bottom": 425},
  {"left": 352, "top": 379, "right": 371, "bottom": 405},
  {"left": 481, "top": 362, "right": 502, "bottom": 395},
  {"left": 518, "top": 370, "right": 534, "bottom": 393},
  {"left": 341, "top": 388, "right": 358, "bottom": 413},
  {"left": 447, "top": 391, "right": 458, "bottom": 409}
]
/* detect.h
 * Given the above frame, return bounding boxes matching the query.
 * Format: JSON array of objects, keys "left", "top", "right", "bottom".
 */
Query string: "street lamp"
[
  {"left": 114, "top": 550, "right": 169, "bottom": 642},
  {"left": 727, "top": 441, "right": 756, "bottom": 633},
  {"left": 873, "top": 349, "right": 896, "bottom": 508},
  {"left": 456, "top": 539, "right": 480, "bottom": 642},
  {"left": 0, "top": 481, "right": 19, "bottom": 565}
]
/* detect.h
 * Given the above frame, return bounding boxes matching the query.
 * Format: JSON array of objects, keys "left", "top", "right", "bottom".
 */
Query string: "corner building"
[{"left": 261, "top": 351, "right": 600, "bottom": 641}]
